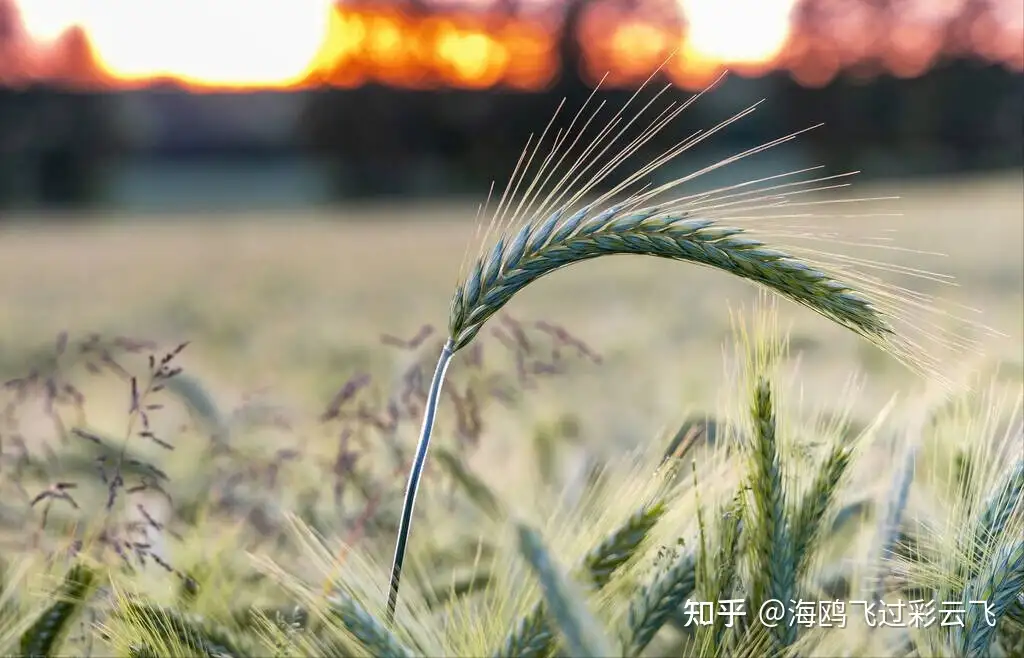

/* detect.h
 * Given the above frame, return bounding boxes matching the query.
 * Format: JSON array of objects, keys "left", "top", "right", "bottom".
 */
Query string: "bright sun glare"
[
  {"left": 679, "top": 0, "right": 798, "bottom": 64},
  {"left": 15, "top": 0, "right": 797, "bottom": 87},
  {"left": 16, "top": 0, "right": 333, "bottom": 86}
]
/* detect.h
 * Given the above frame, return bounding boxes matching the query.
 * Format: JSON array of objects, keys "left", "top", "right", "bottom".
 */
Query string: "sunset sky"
[
  {"left": 4, "top": 0, "right": 1021, "bottom": 90},
  {"left": 12, "top": 0, "right": 800, "bottom": 86},
  {"left": 15, "top": 0, "right": 336, "bottom": 85}
]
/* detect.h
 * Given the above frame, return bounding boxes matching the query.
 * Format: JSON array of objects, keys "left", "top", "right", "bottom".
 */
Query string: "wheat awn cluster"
[{"left": 385, "top": 69, "right": 989, "bottom": 619}]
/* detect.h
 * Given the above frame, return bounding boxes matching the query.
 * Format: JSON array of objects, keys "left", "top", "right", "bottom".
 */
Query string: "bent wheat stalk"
[{"left": 385, "top": 69, "right": 972, "bottom": 620}]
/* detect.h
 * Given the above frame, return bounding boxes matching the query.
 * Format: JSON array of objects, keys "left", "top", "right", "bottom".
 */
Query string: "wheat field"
[
  {"left": 0, "top": 171, "right": 1021, "bottom": 657},
  {"left": 2, "top": 173, "right": 1020, "bottom": 419}
]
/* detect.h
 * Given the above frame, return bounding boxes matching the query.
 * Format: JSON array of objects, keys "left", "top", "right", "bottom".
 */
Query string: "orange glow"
[
  {"left": 579, "top": 0, "right": 797, "bottom": 90},
  {"left": 305, "top": 8, "right": 557, "bottom": 90},
  {"left": 578, "top": 6, "right": 679, "bottom": 87},
  {"left": 9, "top": 1, "right": 558, "bottom": 91},
  {"left": 4, "top": 0, "right": 1024, "bottom": 91}
]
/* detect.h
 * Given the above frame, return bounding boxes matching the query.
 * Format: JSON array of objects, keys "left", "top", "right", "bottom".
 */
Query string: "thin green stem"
[{"left": 386, "top": 340, "right": 455, "bottom": 623}]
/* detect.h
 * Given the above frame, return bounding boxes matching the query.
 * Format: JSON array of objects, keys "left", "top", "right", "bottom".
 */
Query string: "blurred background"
[
  {"left": 0, "top": 0, "right": 1020, "bottom": 429},
  {"left": 0, "top": 0, "right": 1020, "bottom": 211}
]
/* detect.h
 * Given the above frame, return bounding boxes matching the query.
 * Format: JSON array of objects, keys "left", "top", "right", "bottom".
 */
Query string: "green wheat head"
[
  {"left": 448, "top": 207, "right": 894, "bottom": 352},
  {"left": 384, "top": 69, "right": 962, "bottom": 619},
  {"left": 113, "top": 602, "right": 257, "bottom": 658},
  {"left": 20, "top": 563, "right": 99, "bottom": 658},
  {"left": 496, "top": 501, "right": 666, "bottom": 657}
]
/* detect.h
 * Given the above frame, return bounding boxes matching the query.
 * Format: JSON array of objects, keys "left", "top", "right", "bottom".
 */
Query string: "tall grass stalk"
[{"left": 387, "top": 341, "right": 454, "bottom": 621}]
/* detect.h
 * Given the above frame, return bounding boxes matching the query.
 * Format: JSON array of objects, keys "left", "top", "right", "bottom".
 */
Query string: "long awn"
[{"left": 384, "top": 68, "right": 988, "bottom": 621}]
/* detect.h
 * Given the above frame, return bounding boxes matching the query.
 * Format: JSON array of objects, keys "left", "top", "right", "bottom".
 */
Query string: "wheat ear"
[
  {"left": 791, "top": 442, "right": 854, "bottom": 579},
  {"left": 970, "top": 453, "right": 1024, "bottom": 570},
  {"left": 710, "top": 492, "right": 745, "bottom": 648},
  {"left": 385, "top": 71, "right": 912, "bottom": 618},
  {"left": 958, "top": 539, "right": 1024, "bottom": 657},
  {"left": 449, "top": 207, "right": 892, "bottom": 353},
  {"left": 326, "top": 591, "right": 414, "bottom": 658},
  {"left": 620, "top": 545, "right": 697, "bottom": 656},
  {"left": 385, "top": 213, "right": 900, "bottom": 619},
  {"left": 496, "top": 501, "right": 666, "bottom": 656},
  {"left": 20, "top": 563, "right": 98, "bottom": 658},
  {"left": 747, "top": 377, "right": 797, "bottom": 651},
  {"left": 514, "top": 523, "right": 616, "bottom": 658}
]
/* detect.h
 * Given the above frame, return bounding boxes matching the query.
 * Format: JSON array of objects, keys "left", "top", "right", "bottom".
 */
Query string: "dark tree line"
[
  {"left": 0, "top": 89, "right": 120, "bottom": 207},
  {"left": 298, "top": 0, "right": 1022, "bottom": 198},
  {"left": 0, "top": 0, "right": 1020, "bottom": 208}
]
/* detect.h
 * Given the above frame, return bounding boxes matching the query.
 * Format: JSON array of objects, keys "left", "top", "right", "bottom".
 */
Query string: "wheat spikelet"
[
  {"left": 448, "top": 67, "right": 991, "bottom": 377},
  {"left": 496, "top": 501, "right": 665, "bottom": 657},
  {"left": 959, "top": 539, "right": 1024, "bottom": 657},
  {"left": 326, "top": 591, "right": 414, "bottom": 658},
  {"left": 494, "top": 606, "right": 551, "bottom": 658},
  {"left": 747, "top": 377, "right": 797, "bottom": 651},
  {"left": 970, "top": 448, "right": 1024, "bottom": 570},
  {"left": 583, "top": 501, "right": 667, "bottom": 589},
  {"left": 794, "top": 396, "right": 896, "bottom": 586},
  {"left": 19, "top": 563, "right": 98, "bottom": 658},
  {"left": 710, "top": 493, "right": 744, "bottom": 648},
  {"left": 731, "top": 308, "right": 794, "bottom": 629},
  {"left": 514, "top": 523, "right": 615, "bottom": 658},
  {"left": 449, "top": 209, "right": 895, "bottom": 353},
  {"left": 791, "top": 443, "right": 853, "bottom": 579},
  {"left": 619, "top": 546, "right": 697, "bottom": 657},
  {"left": 691, "top": 490, "right": 745, "bottom": 653},
  {"left": 386, "top": 63, "right": 995, "bottom": 617}
]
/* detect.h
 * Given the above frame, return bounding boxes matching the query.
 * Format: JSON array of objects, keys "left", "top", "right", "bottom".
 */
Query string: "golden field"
[
  {"left": 0, "top": 171, "right": 1021, "bottom": 657},
  {"left": 1, "top": 173, "right": 1020, "bottom": 427}
]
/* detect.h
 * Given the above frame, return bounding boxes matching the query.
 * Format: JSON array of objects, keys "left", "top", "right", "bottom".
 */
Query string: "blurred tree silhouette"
[
  {"left": 0, "top": 2, "right": 119, "bottom": 211},
  {"left": 777, "top": 61, "right": 1023, "bottom": 177},
  {"left": 0, "top": 88, "right": 117, "bottom": 209},
  {"left": 298, "top": 0, "right": 1022, "bottom": 201},
  {"left": 0, "top": 0, "right": 1020, "bottom": 209}
]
